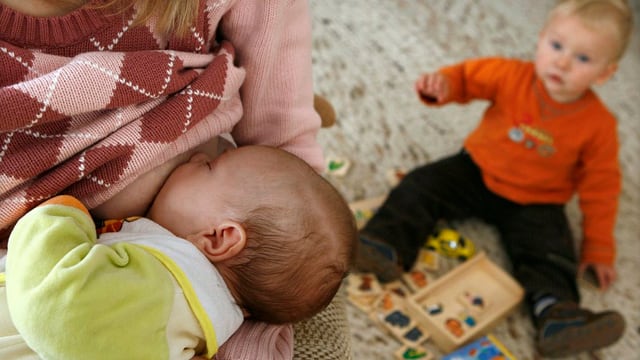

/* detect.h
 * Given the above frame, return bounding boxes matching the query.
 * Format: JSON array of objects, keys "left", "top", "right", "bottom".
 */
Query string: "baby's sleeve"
[
  {"left": 5, "top": 196, "right": 174, "bottom": 360},
  {"left": 6, "top": 195, "right": 97, "bottom": 288}
]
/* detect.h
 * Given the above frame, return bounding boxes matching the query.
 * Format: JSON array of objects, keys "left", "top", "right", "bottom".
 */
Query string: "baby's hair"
[
  {"left": 233, "top": 204, "right": 354, "bottom": 324},
  {"left": 548, "top": 0, "right": 634, "bottom": 60},
  {"left": 46, "top": 0, "right": 199, "bottom": 36},
  {"left": 215, "top": 148, "right": 358, "bottom": 324}
]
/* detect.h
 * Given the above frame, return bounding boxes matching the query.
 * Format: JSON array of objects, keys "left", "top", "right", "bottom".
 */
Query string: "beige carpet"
[{"left": 310, "top": 1, "right": 640, "bottom": 359}]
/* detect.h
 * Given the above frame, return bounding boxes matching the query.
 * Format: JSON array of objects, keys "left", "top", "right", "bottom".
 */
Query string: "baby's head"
[
  {"left": 148, "top": 145, "right": 358, "bottom": 323},
  {"left": 547, "top": 0, "right": 633, "bottom": 61},
  {"left": 535, "top": 0, "right": 633, "bottom": 102}
]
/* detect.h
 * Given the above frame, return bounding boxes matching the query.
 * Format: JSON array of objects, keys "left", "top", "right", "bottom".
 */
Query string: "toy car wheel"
[{"left": 458, "top": 255, "right": 468, "bottom": 261}]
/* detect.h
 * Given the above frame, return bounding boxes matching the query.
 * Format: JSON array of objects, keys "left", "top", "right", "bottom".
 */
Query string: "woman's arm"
[{"left": 220, "top": 0, "right": 324, "bottom": 171}]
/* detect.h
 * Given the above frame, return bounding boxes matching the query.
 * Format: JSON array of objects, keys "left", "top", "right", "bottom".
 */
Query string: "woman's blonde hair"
[{"left": 51, "top": 0, "right": 200, "bottom": 37}]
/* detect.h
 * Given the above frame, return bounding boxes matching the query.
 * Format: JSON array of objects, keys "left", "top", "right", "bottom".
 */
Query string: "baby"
[{"left": 1, "top": 145, "right": 357, "bottom": 360}]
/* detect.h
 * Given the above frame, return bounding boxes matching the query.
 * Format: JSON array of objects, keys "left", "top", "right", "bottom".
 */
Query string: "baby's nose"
[
  {"left": 189, "top": 152, "right": 210, "bottom": 163},
  {"left": 555, "top": 54, "right": 571, "bottom": 69}
]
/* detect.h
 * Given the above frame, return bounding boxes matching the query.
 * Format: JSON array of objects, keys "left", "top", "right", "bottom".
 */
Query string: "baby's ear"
[
  {"left": 187, "top": 221, "right": 247, "bottom": 262},
  {"left": 595, "top": 62, "right": 618, "bottom": 85}
]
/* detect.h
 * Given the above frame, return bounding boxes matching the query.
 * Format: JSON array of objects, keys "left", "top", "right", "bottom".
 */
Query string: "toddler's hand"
[
  {"left": 415, "top": 72, "right": 449, "bottom": 103},
  {"left": 578, "top": 263, "right": 616, "bottom": 292}
]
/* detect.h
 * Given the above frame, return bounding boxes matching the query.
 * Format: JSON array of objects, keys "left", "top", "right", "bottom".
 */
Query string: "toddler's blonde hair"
[{"left": 548, "top": 0, "right": 634, "bottom": 60}]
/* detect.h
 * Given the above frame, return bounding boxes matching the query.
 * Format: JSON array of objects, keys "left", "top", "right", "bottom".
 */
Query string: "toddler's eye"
[
  {"left": 577, "top": 54, "right": 590, "bottom": 63},
  {"left": 550, "top": 40, "right": 562, "bottom": 50}
]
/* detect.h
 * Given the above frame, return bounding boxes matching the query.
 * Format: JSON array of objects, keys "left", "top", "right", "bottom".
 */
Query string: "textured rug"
[{"left": 310, "top": 1, "right": 640, "bottom": 359}]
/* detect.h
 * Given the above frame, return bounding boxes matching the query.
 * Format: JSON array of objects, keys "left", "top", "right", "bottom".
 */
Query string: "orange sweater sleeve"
[
  {"left": 437, "top": 57, "right": 515, "bottom": 104},
  {"left": 574, "top": 116, "right": 620, "bottom": 265}
]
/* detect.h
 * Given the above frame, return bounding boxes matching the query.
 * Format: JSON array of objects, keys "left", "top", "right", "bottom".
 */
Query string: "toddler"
[{"left": 356, "top": 0, "right": 632, "bottom": 357}]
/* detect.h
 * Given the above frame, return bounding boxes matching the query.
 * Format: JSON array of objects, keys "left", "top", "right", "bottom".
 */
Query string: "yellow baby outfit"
[{"left": 0, "top": 196, "right": 243, "bottom": 360}]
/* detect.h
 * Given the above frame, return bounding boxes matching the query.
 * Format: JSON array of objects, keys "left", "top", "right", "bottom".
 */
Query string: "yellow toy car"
[{"left": 425, "top": 228, "right": 475, "bottom": 260}]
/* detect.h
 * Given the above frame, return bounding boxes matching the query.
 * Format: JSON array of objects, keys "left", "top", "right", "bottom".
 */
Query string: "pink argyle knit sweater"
[{"left": 0, "top": 0, "right": 323, "bottom": 238}]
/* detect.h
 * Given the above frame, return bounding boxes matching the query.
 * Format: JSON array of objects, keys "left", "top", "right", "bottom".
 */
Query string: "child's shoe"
[
  {"left": 536, "top": 301, "right": 625, "bottom": 357},
  {"left": 353, "top": 235, "right": 403, "bottom": 283}
]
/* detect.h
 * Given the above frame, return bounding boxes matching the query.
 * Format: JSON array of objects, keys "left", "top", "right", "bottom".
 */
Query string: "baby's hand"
[
  {"left": 415, "top": 72, "right": 449, "bottom": 103},
  {"left": 578, "top": 263, "right": 617, "bottom": 292}
]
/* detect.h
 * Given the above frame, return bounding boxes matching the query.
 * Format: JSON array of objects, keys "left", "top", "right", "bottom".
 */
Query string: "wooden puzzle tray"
[{"left": 406, "top": 252, "right": 524, "bottom": 352}]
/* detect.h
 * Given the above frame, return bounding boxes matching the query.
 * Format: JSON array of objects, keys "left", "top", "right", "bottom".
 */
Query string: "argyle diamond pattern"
[{"left": 0, "top": 1, "right": 244, "bottom": 237}]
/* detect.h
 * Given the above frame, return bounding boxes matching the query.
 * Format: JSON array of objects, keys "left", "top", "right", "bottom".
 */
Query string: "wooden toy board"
[{"left": 405, "top": 252, "right": 524, "bottom": 352}]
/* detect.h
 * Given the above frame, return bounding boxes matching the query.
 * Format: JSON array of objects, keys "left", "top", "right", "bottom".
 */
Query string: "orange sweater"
[{"left": 426, "top": 57, "right": 621, "bottom": 266}]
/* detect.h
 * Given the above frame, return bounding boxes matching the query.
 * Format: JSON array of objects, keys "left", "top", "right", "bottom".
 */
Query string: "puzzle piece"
[
  {"left": 423, "top": 302, "right": 444, "bottom": 316},
  {"left": 457, "top": 290, "right": 489, "bottom": 317},
  {"left": 346, "top": 273, "right": 384, "bottom": 313},
  {"left": 401, "top": 324, "right": 429, "bottom": 347},
  {"left": 395, "top": 345, "right": 433, "bottom": 360},
  {"left": 444, "top": 317, "right": 465, "bottom": 338},
  {"left": 384, "top": 309, "right": 411, "bottom": 328},
  {"left": 415, "top": 249, "right": 439, "bottom": 271},
  {"left": 375, "top": 301, "right": 430, "bottom": 346},
  {"left": 325, "top": 156, "right": 351, "bottom": 176},
  {"left": 348, "top": 196, "right": 386, "bottom": 229},
  {"left": 455, "top": 309, "right": 477, "bottom": 328},
  {"left": 386, "top": 167, "right": 407, "bottom": 187},
  {"left": 383, "top": 280, "right": 412, "bottom": 298},
  {"left": 347, "top": 273, "right": 383, "bottom": 297},
  {"left": 373, "top": 291, "right": 406, "bottom": 313},
  {"left": 368, "top": 290, "right": 408, "bottom": 328},
  {"left": 402, "top": 267, "right": 433, "bottom": 293}
]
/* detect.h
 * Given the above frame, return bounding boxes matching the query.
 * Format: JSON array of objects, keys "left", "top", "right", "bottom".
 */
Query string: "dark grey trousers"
[{"left": 362, "top": 150, "right": 580, "bottom": 305}]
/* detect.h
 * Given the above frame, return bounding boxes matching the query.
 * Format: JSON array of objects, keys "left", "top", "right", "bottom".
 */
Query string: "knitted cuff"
[{"left": 214, "top": 320, "right": 294, "bottom": 360}]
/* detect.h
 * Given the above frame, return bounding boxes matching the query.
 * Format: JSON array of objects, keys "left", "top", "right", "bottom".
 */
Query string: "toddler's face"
[{"left": 534, "top": 14, "right": 618, "bottom": 103}]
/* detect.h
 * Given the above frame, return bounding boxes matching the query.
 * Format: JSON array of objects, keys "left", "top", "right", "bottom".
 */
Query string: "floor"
[{"left": 310, "top": 1, "right": 640, "bottom": 359}]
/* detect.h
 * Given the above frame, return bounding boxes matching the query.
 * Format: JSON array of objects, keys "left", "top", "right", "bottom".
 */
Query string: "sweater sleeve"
[
  {"left": 437, "top": 57, "right": 513, "bottom": 105},
  {"left": 5, "top": 196, "right": 174, "bottom": 359},
  {"left": 221, "top": 0, "right": 324, "bottom": 172},
  {"left": 576, "top": 116, "right": 621, "bottom": 266}
]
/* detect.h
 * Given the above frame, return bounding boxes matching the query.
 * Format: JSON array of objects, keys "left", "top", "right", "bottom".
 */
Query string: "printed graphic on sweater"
[{"left": 508, "top": 114, "right": 555, "bottom": 157}]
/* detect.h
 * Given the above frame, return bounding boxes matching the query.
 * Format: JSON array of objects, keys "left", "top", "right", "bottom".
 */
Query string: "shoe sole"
[{"left": 538, "top": 311, "right": 625, "bottom": 357}]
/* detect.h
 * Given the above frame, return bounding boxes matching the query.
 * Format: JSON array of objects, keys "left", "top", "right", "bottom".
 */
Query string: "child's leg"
[
  {"left": 359, "top": 151, "right": 489, "bottom": 273},
  {"left": 494, "top": 205, "right": 625, "bottom": 356},
  {"left": 494, "top": 204, "right": 579, "bottom": 305}
]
